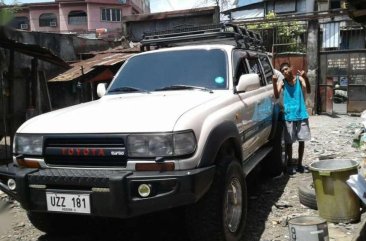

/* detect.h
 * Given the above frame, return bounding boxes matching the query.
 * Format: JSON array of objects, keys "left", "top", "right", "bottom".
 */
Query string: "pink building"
[{"left": 10, "top": 0, "right": 150, "bottom": 35}]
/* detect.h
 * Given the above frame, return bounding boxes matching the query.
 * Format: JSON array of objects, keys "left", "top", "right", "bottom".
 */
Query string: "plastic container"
[
  {"left": 288, "top": 216, "right": 329, "bottom": 241},
  {"left": 309, "top": 159, "right": 360, "bottom": 223}
]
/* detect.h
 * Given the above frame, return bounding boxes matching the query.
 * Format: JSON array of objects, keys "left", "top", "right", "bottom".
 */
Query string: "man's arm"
[
  {"left": 272, "top": 75, "right": 283, "bottom": 99},
  {"left": 298, "top": 70, "right": 311, "bottom": 94}
]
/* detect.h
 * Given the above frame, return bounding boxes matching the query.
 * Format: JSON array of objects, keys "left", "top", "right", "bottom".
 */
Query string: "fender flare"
[{"left": 198, "top": 121, "right": 242, "bottom": 168}]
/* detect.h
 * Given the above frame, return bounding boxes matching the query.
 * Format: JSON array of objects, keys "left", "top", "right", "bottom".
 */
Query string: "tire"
[
  {"left": 27, "top": 211, "right": 90, "bottom": 234},
  {"left": 264, "top": 121, "right": 287, "bottom": 177},
  {"left": 186, "top": 151, "right": 247, "bottom": 241},
  {"left": 298, "top": 181, "right": 317, "bottom": 210}
]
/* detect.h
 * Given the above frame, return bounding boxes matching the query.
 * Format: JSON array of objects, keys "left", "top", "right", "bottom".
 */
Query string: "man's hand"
[
  {"left": 272, "top": 75, "right": 281, "bottom": 99},
  {"left": 298, "top": 70, "right": 311, "bottom": 94},
  {"left": 297, "top": 70, "right": 307, "bottom": 78}
]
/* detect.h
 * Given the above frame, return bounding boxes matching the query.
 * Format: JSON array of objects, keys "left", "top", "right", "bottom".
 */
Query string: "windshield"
[{"left": 107, "top": 49, "right": 228, "bottom": 94}]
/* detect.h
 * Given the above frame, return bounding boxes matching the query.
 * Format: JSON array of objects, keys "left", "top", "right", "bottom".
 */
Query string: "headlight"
[
  {"left": 127, "top": 131, "right": 196, "bottom": 157},
  {"left": 14, "top": 134, "right": 43, "bottom": 156},
  {"left": 174, "top": 132, "right": 196, "bottom": 156}
]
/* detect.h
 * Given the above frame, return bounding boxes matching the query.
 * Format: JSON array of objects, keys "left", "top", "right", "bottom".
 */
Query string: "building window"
[
  {"left": 274, "top": 0, "right": 296, "bottom": 14},
  {"left": 11, "top": 16, "right": 29, "bottom": 30},
  {"left": 68, "top": 11, "right": 87, "bottom": 25},
  {"left": 101, "top": 8, "right": 121, "bottom": 22},
  {"left": 39, "top": 13, "right": 57, "bottom": 27},
  {"left": 330, "top": 0, "right": 341, "bottom": 9}
]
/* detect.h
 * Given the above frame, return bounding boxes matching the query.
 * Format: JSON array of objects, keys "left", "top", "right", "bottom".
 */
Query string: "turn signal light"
[
  {"left": 135, "top": 162, "right": 175, "bottom": 171},
  {"left": 17, "top": 159, "right": 41, "bottom": 168}
]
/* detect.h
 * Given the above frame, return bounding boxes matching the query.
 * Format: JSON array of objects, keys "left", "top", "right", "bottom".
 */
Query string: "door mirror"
[
  {"left": 97, "top": 83, "right": 107, "bottom": 97},
  {"left": 236, "top": 74, "right": 261, "bottom": 93}
]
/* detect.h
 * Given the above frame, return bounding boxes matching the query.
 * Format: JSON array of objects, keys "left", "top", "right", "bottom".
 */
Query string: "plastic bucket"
[
  {"left": 288, "top": 216, "right": 329, "bottom": 241},
  {"left": 309, "top": 159, "right": 360, "bottom": 223}
]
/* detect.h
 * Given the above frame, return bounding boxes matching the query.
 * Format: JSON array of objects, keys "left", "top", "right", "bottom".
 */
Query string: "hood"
[{"left": 17, "top": 91, "right": 222, "bottom": 134}]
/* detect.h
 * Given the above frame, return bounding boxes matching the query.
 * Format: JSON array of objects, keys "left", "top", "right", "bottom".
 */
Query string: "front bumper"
[{"left": 0, "top": 164, "right": 215, "bottom": 218}]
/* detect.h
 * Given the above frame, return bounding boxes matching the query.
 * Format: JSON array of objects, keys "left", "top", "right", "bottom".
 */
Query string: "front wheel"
[
  {"left": 186, "top": 156, "right": 247, "bottom": 241},
  {"left": 264, "top": 122, "right": 287, "bottom": 177}
]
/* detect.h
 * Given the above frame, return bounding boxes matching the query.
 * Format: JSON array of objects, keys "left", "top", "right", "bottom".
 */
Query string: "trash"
[
  {"left": 274, "top": 203, "right": 293, "bottom": 209},
  {"left": 346, "top": 174, "right": 366, "bottom": 205},
  {"left": 288, "top": 216, "right": 329, "bottom": 241}
]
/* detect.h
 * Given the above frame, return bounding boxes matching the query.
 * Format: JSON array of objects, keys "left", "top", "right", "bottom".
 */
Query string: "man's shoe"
[
  {"left": 287, "top": 167, "right": 296, "bottom": 175},
  {"left": 296, "top": 165, "right": 309, "bottom": 173}
]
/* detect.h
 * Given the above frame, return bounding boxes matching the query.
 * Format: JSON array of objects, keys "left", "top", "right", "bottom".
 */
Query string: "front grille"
[{"left": 44, "top": 136, "right": 127, "bottom": 167}]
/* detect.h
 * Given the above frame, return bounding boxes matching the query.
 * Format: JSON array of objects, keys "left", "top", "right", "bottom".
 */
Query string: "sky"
[{"left": 2, "top": 0, "right": 208, "bottom": 13}]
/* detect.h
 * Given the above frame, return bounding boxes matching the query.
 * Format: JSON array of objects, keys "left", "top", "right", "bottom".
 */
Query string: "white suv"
[{"left": 0, "top": 25, "right": 284, "bottom": 241}]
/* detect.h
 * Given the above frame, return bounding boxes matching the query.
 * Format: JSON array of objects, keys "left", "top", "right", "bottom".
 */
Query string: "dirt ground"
[{"left": 0, "top": 114, "right": 365, "bottom": 241}]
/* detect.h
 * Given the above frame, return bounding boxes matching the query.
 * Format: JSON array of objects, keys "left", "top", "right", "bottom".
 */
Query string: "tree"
[
  {"left": 246, "top": 11, "right": 306, "bottom": 52},
  {"left": 0, "top": 0, "right": 18, "bottom": 26}
]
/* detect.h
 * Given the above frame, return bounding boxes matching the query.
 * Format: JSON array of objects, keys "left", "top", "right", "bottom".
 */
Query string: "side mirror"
[
  {"left": 97, "top": 83, "right": 107, "bottom": 97},
  {"left": 236, "top": 74, "right": 261, "bottom": 93}
]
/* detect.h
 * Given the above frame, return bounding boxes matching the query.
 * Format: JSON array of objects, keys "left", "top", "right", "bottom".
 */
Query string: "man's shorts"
[{"left": 284, "top": 119, "right": 311, "bottom": 144}]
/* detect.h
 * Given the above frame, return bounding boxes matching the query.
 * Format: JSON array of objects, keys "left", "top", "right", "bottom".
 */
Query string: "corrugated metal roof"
[{"left": 49, "top": 49, "right": 138, "bottom": 82}]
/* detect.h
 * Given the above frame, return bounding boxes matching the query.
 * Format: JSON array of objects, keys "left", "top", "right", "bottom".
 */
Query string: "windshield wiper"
[
  {"left": 155, "top": 85, "right": 213, "bottom": 93},
  {"left": 108, "top": 86, "right": 150, "bottom": 94}
]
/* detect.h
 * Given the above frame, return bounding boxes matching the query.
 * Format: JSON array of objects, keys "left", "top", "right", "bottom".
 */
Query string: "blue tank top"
[{"left": 283, "top": 76, "right": 308, "bottom": 121}]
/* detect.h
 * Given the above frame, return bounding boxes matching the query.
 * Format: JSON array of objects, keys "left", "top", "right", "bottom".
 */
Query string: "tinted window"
[
  {"left": 247, "top": 58, "right": 265, "bottom": 86},
  {"left": 259, "top": 55, "right": 274, "bottom": 84},
  {"left": 233, "top": 50, "right": 249, "bottom": 85},
  {"left": 109, "top": 49, "right": 228, "bottom": 92}
]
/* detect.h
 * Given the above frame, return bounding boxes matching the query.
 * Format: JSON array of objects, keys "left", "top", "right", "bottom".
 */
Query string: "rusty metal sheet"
[
  {"left": 0, "top": 27, "right": 69, "bottom": 68},
  {"left": 122, "top": 6, "right": 218, "bottom": 22},
  {"left": 49, "top": 50, "right": 137, "bottom": 82}
]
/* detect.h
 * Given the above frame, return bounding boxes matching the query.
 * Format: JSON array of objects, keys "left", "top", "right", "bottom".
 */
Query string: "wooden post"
[
  {"left": 39, "top": 71, "right": 52, "bottom": 112},
  {"left": 0, "top": 70, "right": 8, "bottom": 161},
  {"left": 8, "top": 50, "right": 14, "bottom": 157}
]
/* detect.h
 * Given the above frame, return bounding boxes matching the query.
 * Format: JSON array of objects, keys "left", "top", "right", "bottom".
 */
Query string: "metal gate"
[{"left": 319, "top": 21, "right": 366, "bottom": 114}]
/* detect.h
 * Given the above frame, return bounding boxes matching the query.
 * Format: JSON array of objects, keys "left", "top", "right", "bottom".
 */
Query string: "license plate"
[{"left": 46, "top": 192, "right": 91, "bottom": 214}]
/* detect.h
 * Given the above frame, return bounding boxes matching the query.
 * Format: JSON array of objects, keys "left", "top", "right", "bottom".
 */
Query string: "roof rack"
[{"left": 140, "top": 23, "right": 265, "bottom": 52}]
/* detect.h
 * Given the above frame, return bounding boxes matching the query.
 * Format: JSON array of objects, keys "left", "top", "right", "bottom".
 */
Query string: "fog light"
[
  {"left": 7, "top": 179, "right": 16, "bottom": 191},
  {"left": 138, "top": 184, "right": 151, "bottom": 198}
]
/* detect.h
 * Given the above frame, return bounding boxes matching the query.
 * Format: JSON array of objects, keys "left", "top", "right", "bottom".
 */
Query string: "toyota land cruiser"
[{"left": 0, "top": 24, "right": 284, "bottom": 241}]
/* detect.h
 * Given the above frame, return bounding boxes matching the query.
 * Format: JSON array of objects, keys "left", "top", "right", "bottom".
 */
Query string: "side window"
[
  {"left": 233, "top": 50, "right": 249, "bottom": 86},
  {"left": 234, "top": 59, "right": 249, "bottom": 86},
  {"left": 246, "top": 58, "right": 266, "bottom": 86},
  {"left": 259, "top": 55, "right": 274, "bottom": 85}
]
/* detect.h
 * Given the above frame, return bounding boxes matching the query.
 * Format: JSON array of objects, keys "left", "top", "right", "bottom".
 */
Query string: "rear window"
[{"left": 259, "top": 55, "right": 274, "bottom": 85}]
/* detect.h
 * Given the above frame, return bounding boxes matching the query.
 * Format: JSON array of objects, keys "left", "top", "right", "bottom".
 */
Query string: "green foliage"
[
  {"left": 0, "top": 0, "right": 18, "bottom": 26},
  {"left": 247, "top": 11, "right": 306, "bottom": 52}
]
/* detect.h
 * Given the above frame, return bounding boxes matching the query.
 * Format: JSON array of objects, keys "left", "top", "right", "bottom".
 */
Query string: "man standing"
[{"left": 272, "top": 63, "right": 311, "bottom": 174}]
